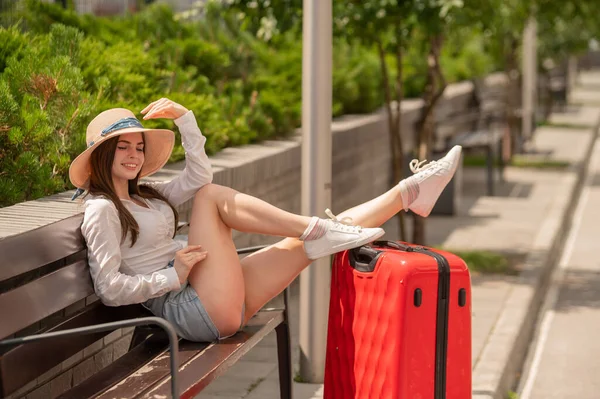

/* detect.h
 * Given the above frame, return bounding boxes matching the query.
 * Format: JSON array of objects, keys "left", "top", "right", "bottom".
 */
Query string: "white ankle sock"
[
  {"left": 399, "top": 177, "right": 420, "bottom": 211},
  {"left": 299, "top": 217, "right": 328, "bottom": 241}
]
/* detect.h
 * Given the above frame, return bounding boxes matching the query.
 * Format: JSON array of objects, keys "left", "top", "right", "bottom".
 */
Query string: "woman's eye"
[
  {"left": 117, "top": 147, "right": 127, "bottom": 150},
  {"left": 136, "top": 148, "right": 144, "bottom": 152}
]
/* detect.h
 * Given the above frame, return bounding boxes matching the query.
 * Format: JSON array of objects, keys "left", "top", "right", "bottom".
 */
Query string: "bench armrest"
[{"left": 0, "top": 316, "right": 180, "bottom": 399}]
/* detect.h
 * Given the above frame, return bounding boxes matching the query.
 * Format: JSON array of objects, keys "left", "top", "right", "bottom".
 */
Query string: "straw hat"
[{"left": 69, "top": 108, "right": 174, "bottom": 192}]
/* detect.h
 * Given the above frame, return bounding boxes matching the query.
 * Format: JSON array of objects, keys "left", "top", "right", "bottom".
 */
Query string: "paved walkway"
[
  {"left": 196, "top": 71, "right": 600, "bottom": 399},
  {"left": 517, "top": 119, "right": 600, "bottom": 399},
  {"left": 514, "top": 73, "right": 600, "bottom": 399}
]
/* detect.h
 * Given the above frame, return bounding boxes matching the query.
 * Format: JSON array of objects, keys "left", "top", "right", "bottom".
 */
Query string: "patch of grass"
[
  {"left": 507, "top": 390, "right": 520, "bottom": 399},
  {"left": 438, "top": 248, "right": 514, "bottom": 274},
  {"left": 462, "top": 154, "right": 501, "bottom": 168},
  {"left": 294, "top": 373, "right": 305, "bottom": 383},
  {"left": 463, "top": 154, "right": 569, "bottom": 170},
  {"left": 538, "top": 121, "right": 591, "bottom": 129},
  {"left": 510, "top": 155, "right": 570, "bottom": 169}
]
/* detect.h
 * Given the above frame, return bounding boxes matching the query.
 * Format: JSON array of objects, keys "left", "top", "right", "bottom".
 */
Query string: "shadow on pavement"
[
  {"left": 589, "top": 172, "right": 600, "bottom": 187},
  {"left": 554, "top": 268, "right": 600, "bottom": 312}
]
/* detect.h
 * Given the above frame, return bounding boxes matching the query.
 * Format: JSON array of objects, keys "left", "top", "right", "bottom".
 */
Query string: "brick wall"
[{"left": 3, "top": 72, "right": 508, "bottom": 398}]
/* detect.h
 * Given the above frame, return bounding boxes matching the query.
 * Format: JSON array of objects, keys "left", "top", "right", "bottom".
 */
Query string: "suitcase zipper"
[
  {"left": 371, "top": 241, "right": 451, "bottom": 399},
  {"left": 416, "top": 248, "right": 450, "bottom": 399}
]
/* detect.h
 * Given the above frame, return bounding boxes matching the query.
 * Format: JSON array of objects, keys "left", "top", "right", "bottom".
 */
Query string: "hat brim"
[{"left": 69, "top": 127, "right": 175, "bottom": 189}]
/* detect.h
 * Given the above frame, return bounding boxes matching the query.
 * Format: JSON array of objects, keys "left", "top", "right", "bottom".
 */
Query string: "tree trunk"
[
  {"left": 377, "top": 39, "right": 406, "bottom": 241},
  {"left": 505, "top": 36, "right": 520, "bottom": 157},
  {"left": 412, "top": 34, "right": 447, "bottom": 245}
]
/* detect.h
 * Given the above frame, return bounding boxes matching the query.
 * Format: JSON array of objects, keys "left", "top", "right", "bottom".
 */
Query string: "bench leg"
[
  {"left": 129, "top": 327, "right": 149, "bottom": 350},
  {"left": 276, "top": 289, "right": 293, "bottom": 399},
  {"left": 498, "top": 136, "right": 505, "bottom": 184},
  {"left": 486, "top": 145, "right": 494, "bottom": 196},
  {"left": 129, "top": 326, "right": 165, "bottom": 351}
]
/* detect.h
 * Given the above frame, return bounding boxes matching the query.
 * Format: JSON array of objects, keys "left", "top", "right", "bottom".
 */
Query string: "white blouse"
[{"left": 80, "top": 111, "right": 213, "bottom": 306}]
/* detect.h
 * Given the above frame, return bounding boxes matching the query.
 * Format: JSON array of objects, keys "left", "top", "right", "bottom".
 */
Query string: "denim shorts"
[{"left": 142, "top": 261, "right": 245, "bottom": 342}]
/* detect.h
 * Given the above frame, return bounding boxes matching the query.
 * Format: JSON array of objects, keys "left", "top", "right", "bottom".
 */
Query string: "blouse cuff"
[
  {"left": 158, "top": 267, "right": 182, "bottom": 292},
  {"left": 174, "top": 110, "right": 196, "bottom": 128}
]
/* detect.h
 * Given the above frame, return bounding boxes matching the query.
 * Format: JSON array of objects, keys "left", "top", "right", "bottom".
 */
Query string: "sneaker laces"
[
  {"left": 325, "top": 208, "right": 362, "bottom": 232},
  {"left": 409, "top": 158, "right": 438, "bottom": 174}
]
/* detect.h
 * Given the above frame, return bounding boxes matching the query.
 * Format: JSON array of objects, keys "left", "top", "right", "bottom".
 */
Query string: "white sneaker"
[
  {"left": 400, "top": 145, "right": 462, "bottom": 217},
  {"left": 303, "top": 209, "right": 385, "bottom": 260}
]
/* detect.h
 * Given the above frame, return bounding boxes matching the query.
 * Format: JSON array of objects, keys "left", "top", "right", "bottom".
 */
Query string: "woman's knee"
[
  {"left": 193, "top": 183, "right": 220, "bottom": 202},
  {"left": 193, "top": 183, "right": 235, "bottom": 210},
  {"left": 209, "top": 305, "right": 244, "bottom": 338}
]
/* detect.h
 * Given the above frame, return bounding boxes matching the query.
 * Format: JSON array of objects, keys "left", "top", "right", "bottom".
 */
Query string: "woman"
[{"left": 69, "top": 98, "right": 462, "bottom": 342}]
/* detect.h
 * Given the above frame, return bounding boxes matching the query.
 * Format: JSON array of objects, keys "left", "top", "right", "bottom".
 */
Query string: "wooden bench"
[
  {"left": 0, "top": 215, "right": 292, "bottom": 398},
  {"left": 435, "top": 81, "right": 507, "bottom": 196},
  {"left": 450, "top": 125, "right": 505, "bottom": 196},
  {"left": 546, "top": 67, "right": 568, "bottom": 111}
]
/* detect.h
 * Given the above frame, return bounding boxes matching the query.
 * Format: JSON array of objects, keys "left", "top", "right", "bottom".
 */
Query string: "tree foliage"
[{"left": 3, "top": 0, "right": 594, "bottom": 209}]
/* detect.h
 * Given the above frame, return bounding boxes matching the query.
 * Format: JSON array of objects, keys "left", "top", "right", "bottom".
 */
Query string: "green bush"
[
  {"left": 0, "top": 0, "right": 499, "bottom": 207},
  {"left": 442, "top": 33, "right": 495, "bottom": 82},
  {"left": 0, "top": 25, "right": 28, "bottom": 73},
  {"left": 0, "top": 25, "right": 97, "bottom": 206},
  {"left": 333, "top": 40, "right": 383, "bottom": 115}
]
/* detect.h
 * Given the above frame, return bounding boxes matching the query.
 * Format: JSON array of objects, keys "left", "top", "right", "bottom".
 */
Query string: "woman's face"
[{"left": 112, "top": 132, "right": 145, "bottom": 184}]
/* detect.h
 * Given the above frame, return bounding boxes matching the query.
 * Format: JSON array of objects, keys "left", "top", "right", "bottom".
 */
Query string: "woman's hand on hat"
[
  {"left": 173, "top": 244, "right": 208, "bottom": 284},
  {"left": 141, "top": 98, "right": 189, "bottom": 120}
]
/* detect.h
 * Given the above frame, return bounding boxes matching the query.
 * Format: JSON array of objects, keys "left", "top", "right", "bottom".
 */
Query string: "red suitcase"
[{"left": 324, "top": 241, "right": 471, "bottom": 399}]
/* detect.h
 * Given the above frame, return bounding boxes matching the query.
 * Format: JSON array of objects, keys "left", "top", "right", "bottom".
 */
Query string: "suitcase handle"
[
  {"left": 372, "top": 240, "right": 416, "bottom": 252},
  {"left": 348, "top": 246, "right": 382, "bottom": 272}
]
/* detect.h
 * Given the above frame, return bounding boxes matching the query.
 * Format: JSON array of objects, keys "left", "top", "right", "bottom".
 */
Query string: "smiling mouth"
[{"left": 122, "top": 163, "right": 138, "bottom": 170}]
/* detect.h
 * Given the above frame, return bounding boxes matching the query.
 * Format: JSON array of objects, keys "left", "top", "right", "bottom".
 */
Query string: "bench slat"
[
  {"left": 85, "top": 310, "right": 283, "bottom": 399},
  {"left": 451, "top": 129, "right": 504, "bottom": 148},
  {"left": 0, "top": 259, "right": 93, "bottom": 339},
  {"left": 56, "top": 338, "right": 170, "bottom": 399},
  {"left": 139, "top": 311, "right": 284, "bottom": 399},
  {"left": 0, "top": 304, "right": 147, "bottom": 397},
  {"left": 0, "top": 215, "right": 85, "bottom": 281}
]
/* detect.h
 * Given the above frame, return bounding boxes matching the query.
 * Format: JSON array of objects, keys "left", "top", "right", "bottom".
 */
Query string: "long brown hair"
[{"left": 86, "top": 134, "right": 179, "bottom": 247}]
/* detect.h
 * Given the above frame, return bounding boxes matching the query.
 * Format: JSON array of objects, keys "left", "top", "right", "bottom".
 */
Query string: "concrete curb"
[{"left": 471, "top": 114, "right": 600, "bottom": 399}]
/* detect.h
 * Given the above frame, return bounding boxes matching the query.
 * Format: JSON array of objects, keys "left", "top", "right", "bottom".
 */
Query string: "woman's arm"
[
  {"left": 141, "top": 99, "right": 213, "bottom": 207},
  {"left": 81, "top": 198, "right": 181, "bottom": 307}
]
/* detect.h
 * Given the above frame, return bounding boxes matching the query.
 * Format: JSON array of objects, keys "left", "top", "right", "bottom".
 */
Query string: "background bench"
[
  {"left": 0, "top": 215, "right": 292, "bottom": 399},
  {"left": 434, "top": 80, "right": 507, "bottom": 197},
  {"left": 450, "top": 125, "right": 505, "bottom": 196}
]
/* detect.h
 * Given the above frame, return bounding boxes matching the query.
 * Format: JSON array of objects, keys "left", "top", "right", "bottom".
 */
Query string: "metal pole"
[{"left": 299, "top": 0, "right": 332, "bottom": 383}]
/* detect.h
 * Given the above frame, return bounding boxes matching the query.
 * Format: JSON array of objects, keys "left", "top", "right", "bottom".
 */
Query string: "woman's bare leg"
[
  {"left": 187, "top": 183, "right": 318, "bottom": 335},
  {"left": 186, "top": 183, "right": 403, "bottom": 336},
  {"left": 240, "top": 185, "right": 405, "bottom": 323},
  {"left": 188, "top": 145, "right": 462, "bottom": 335}
]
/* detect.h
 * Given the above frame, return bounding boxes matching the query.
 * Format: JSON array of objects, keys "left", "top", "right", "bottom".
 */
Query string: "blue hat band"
[{"left": 87, "top": 117, "right": 144, "bottom": 148}]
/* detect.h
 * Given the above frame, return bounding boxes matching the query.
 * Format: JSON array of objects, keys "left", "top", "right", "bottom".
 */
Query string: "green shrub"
[
  {"left": 180, "top": 38, "right": 231, "bottom": 83},
  {"left": 0, "top": 24, "right": 97, "bottom": 206},
  {"left": 0, "top": 0, "right": 502, "bottom": 207},
  {"left": 79, "top": 38, "right": 160, "bottom": 102},
  {"left": 442, "top": 33, "right": 495, "bottom": 82},
  {"left": 333, "top": 40, "right": 383, "bottom": 115},
  {"left": 0, "top": 25, "right": 28, "bottom": 73}
]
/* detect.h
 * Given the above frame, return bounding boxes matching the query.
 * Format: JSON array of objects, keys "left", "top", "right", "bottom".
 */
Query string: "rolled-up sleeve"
[
  {"left": 151, "top": 110, "right": 213, "bottom": 206},
  {"left": 81, "top": 198, "right": 180, "bottom": 306}
]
